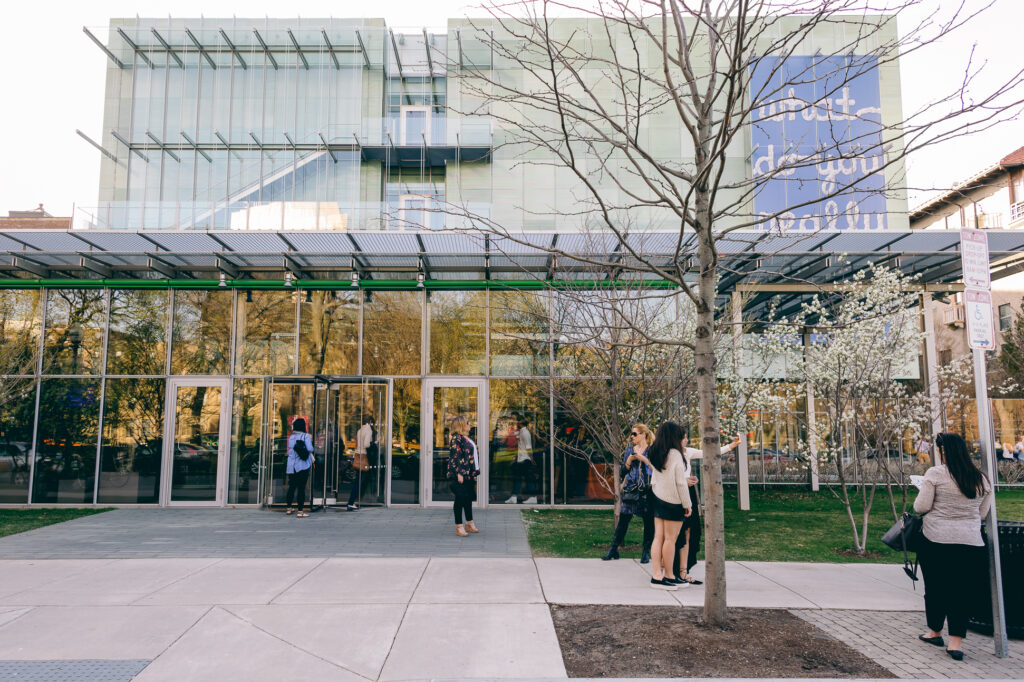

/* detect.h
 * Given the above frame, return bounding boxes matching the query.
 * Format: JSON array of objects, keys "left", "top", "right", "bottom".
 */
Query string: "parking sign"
[
  {"left": 965, "top": 289, "right": 995, "bottom": 351},
  {"left": 960, "top": 228, "right": 991, "bottom": 290}
]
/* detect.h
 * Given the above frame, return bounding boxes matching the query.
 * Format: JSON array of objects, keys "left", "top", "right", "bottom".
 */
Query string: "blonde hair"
[
  {"left": 632, "top": 423, "right": 654, "bottom": 446},
  {"left": 450, "top": 415, "right": 470, "bottom": 436}
]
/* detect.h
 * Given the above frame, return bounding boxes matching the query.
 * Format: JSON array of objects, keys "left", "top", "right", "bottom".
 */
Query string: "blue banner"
[{"left": 749, "top": 56, "right": 888, "bottom": 231}]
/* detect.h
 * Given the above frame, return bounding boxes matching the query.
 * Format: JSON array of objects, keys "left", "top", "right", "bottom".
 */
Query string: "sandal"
[
  {"left": 285, "top": 508, "right": 294, "bottom": 515},
  {"left": 682, "top": 575, "right": 703, "bottom": 585},
  {"left": 296, "top": 512, "right": 309, "bottom": 518}
]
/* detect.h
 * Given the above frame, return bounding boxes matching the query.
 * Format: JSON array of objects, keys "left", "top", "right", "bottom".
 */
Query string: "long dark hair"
[
  {"left": 936, "top": 432, "right": 985, "bottom": 498},
  {"left": 649, "top": 422, "right": 686, "bottom": 472},
  {"left": 292, "top": 418, "right": 307, "bottom": 433}
]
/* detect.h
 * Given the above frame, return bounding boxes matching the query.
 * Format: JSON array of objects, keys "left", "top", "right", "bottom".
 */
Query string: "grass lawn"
[
  {"left": 523, "top": 487, "right": 1024, "bottom": 562},
  {"left": 0, "top": 508, "right": 111, "bottom": 538}
]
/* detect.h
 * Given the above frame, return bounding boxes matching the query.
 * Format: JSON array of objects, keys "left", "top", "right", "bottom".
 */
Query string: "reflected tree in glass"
[
  {"left": 98, "top": 378, "right": 165, "bottom": 503},
  {"left": 363, "top": 291, "right": 422, "bottom": 375},
  {"left": 235, "top": 290, "right": 297, "bottom": 375},
  {"left": 230, "top": 379, "right": 263, "bottom": 504},
  {"left": 0, "top": 379, "right": 35, "bottom": 503},
  {"left": 429, "top": 291, "right": 486, "bottom": 375},
  {"left": 107, "top": 290, "right": 169, "bottom": 375},
  {"left": 298, "top": 290, "right": 359, "bottom": 374},
  {"left": 33, "top": 378, "right": 100, "bottom": 503},
  {"left": 43, "top": 289, "right": 107, "bottom": 375},
  {"left": 171, "top": 290, "right": 233, "bottom": 374},
  {"left": 490, "top": 290, "right": 550, "bottom": 376},
  {"left": 489, "top": 378, "right": 550, "bottom": 504},
  {"left": 390, "top": 378, "right": 421, "bottom": 504}
]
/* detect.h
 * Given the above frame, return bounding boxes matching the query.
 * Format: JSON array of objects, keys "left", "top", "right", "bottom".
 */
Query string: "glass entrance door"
[
  {"left": 423, "top": 379, "right": 487, "bottom": 506},
  {"left": 164, "top": 378, "right": 230, "bottom": 505}
]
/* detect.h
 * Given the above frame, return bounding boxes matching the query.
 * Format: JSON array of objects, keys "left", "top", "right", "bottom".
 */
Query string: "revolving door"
[{"left": 261, "top": 376, "right": 392, "bottom": 508}]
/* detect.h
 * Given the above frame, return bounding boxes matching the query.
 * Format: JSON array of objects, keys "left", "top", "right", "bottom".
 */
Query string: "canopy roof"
[{"left": 2, "top": 229, "right": 1022, "bottom": 292}]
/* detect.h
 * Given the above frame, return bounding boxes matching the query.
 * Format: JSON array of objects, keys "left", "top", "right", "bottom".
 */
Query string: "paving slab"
[
  {"left": 412, "top": 558, "right": 544, "bottom": 604},
  {"left": 0, "top": 605, "right": 207, "bottom": 660},
  {"left": 227, "top": 603, "right": 407, "bottom": 679},
  {"left": 273, "top": 557, "right": 427, "bottom": 605},
  {"left": 135, "top": 558, "right": 322, "bottom": 605},
  {"left": 660, "top": 561, "right": 819, "bottom": 609},
  {"left": 379, "top": 603, "right": 567, "bottom": 680},
  {"left": 0, "top": 558, "right": 220, "bottom": 606},
  {"left": 534, "top": 558, "right": 677, "bottom": 605},
  {"left": 135, "top": 607, "right": 362, "bottom": 681},
  {"left": 742, "top": 561, "right": 925, "bottom": 610},
  {"left": 0, "top": 607, "right": 30, "bottom": 627},
  {"left": 0, "top": 560, "right": 112, "bottom": 599}
]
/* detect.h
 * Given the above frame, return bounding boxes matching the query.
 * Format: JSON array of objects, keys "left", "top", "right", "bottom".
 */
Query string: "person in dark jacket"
[
  {"left": 447, "top": 415, "right": 480, "bottom": 537},
  {"left": 602, "top": 423, "right": 655, "bottom": 562}
]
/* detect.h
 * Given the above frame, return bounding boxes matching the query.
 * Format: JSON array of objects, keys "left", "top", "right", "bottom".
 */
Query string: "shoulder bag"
[{"left": 881, "top": 511, "right": 924, "bottom": 586}]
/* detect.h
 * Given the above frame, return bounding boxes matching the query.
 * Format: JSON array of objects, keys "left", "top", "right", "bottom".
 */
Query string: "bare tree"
[{"left": 437, "top": 0, "right": 1024, "bottom": 624}]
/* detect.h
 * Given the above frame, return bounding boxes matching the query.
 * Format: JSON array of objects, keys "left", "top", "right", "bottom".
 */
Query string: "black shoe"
[
  {"left": 918, "top": 634, "right": 944, "bottom": 647},
  {"left": 650, "top": 578, "right": 677, "bottom": 591},
  {"left": 640, "top": 549, "right": 651, "bottom": 564},
  {"left": 946, "top": 648, "right": 963, "bottom": 661},
  {"left": 602, "top": 546, "right": 620, "bottom": 561},
  {"left": 665, "top": 576, "right": 687, "bottom": 586}
]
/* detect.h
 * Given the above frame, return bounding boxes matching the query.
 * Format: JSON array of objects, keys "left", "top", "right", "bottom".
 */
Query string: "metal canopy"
[{"left": 2, "top": 229, "right": 1023, "bottom": 288}]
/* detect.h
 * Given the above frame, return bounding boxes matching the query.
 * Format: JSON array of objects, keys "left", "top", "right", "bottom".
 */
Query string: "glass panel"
[
  {"left": 235, "top": 290, "right": 297, "bottom": 375},
  {"left": 0, "top": 379, "right": 35, "bottom": 503},
  {"left": 107, "top": 290, "right": 169, "bottom": 375},
  {"left": 331, "top": 382, "right": 388, "bottom": 507},
  {"left": 171, "top": 290, "right": 233, "bottom": 375},
  {"left": 488, "top": 379, "right": 550, "bottom": 504},
  {"left": 97, "top": 378, "right": 165, "bottom": 503},
  {"left": 32, "top": 378, "right": 100, "bottom": 503},
  {"left": 0, "top": 289, "right": 44, "bottom": 376},
  {"left": 265, "top": 382, "right": 315, "bottom": 505},
  {"left": 298, "top": 290, "right": 359, "bottom": 374},
  {"left": 431, "top": 386, "right": 478, "bottom": 503},
  {"left": 490, "top": 290, "right": 549, "bottom": 376},
  {"left": 43, "top": 290, "right": 106, "bottom": 375},
  {"left": 170, "top": 385, "right": 222, "bottom": 502},
  {"left": 362, "top": 291, "right": 422, "bottom": 375},
  {"left": 429, "top": 291, "right": 486, "bottom": 375},
  {"left": 390, "top": 378, "right": 421, "bottom": 504},
  {"left": 230, "top": 378, "right": 263, "bottom": 504},
  {"left": 553, "top": 384, "right": 613, "bottom": 504}
]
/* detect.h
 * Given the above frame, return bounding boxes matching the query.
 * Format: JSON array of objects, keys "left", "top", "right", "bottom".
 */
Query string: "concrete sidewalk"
[{"left": 0, "top": 555, "right": 1019, "bottom": 680}]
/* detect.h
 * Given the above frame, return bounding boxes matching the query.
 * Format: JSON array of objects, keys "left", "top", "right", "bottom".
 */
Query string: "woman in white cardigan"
[{"left": 647, "top": 421, "right": 692, "bottom": 590}]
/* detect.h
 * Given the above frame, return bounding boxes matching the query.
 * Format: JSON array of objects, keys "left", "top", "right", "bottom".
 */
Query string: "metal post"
[
  {"left": 972, "top": 347, "right": 1008, "bottom": 658},
  {"left": 732, "top": 291, "right": 750, "bottom": 510},
  {"left": 921, "top": 295, "right": 943, "bottom": 435},
  {"left": 805, "top": 349, "right": 819, "bottom": 491}
]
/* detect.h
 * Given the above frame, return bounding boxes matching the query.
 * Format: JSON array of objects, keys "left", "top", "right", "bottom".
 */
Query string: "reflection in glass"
[
  {"left": 431, "top": 386, "right": 478, "bottom": 503},
  {"left": 363, "top": 291, "right": 422, "bottom": 375},
  {"left": 235, "top": 290, "right": 297, "bottom": 375},
  {"left": 98, "top": 378, "right": 164, "bottom": 503},
  {"left": 0, "top": 289, "right": 44, "bottom": 376},
  {"left": 33, "top": 378, "right": 100, "bottom": 503},
  {"left": 0, "top": 379, "right": 35, "bottom": 503},
  {"left": 230, "top": 379, "right": 263, "bottom": 504},
  {"left": 107, "top": 290, "right": 169, "bottom": 375},
  {"left": 489, "top": 379, "right": 550, "bottom": 504},
  {"left": 170, "top": 385, "right": 222, "bottom": 502},
  {"left": 327, "top": 382, "right": 388, "bottom": 507},
  {"left": 171, "top": 290, "right": 232, "bottom": 374},
  {"left": 390, "top": 378, "right": 420, "bottom": 504},
  {"left": 265, "top": 382, "right": 315, "bottom": 505},
  {"left": 553, "top": 382, "right": 613, "bottom": 504},
  {"left": 298, "top": 290, "right": 359, "bottom": 374},
  {"left": 43, "top": 289, "right": 106, "bottom": 375},
  {"left": 490, "top": 290, "right": 549, "bottom": 376},
  {"left": 429, "top": 291, "right": 486, "bottom": 375}
]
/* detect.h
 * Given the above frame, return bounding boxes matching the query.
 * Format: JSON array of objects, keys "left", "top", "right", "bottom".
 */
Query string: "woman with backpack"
[
  {"left": 913, "top": 432, "right": 992, "bottom": 661},
  {"left": 602, "top": 423, "right": 655, "bottom": 562},
  {"left": 286, "top": 417, "right": 314, "bottom": 518}
]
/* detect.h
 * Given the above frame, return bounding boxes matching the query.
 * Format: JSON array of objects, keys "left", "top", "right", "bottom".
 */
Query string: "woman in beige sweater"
[
  {"left": 647, "top": 421, "right": 692, "bottom": 590},
  {"left": 912, "top": 432, "right": 992, "bottom": 661}
]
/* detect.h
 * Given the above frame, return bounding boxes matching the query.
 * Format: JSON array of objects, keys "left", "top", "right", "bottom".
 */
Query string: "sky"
[{"left": 0, "top": 0, "right": 1021, "bottom": 217}]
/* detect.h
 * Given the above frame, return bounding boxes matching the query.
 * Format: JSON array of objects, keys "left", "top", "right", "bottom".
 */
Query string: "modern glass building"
[{"left": 3, "top": 16, "right": 1020, "bottom": 508}]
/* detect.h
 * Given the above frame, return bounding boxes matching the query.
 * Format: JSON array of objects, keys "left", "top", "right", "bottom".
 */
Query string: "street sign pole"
[{"left": 960, "top": 228, "right": 1007, "bottom": 658}]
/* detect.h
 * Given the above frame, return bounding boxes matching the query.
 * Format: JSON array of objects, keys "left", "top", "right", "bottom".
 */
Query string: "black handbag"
[{"left": 881, "top": 512, "right": 924, "bottom": 586}]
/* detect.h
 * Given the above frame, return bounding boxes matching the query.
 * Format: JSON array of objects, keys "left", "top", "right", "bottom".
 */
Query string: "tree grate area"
[{"left": 0, "top": 660, "right": 149, "bottom": 681}]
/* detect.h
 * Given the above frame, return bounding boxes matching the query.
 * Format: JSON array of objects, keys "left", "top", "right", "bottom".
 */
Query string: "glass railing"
[{"left": 71, "top": 200, "right": 494, "bottom": 231}]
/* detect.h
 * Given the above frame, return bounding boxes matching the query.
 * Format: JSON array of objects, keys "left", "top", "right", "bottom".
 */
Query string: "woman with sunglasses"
[{"left": 602, "top": 424, "right": 656, "bottom": 562}]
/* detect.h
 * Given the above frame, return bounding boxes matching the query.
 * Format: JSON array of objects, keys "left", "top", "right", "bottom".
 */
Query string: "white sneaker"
[
  {"left": 523, "top": 496, "right": 538, "bottom": 504},
  {"left": 504, "top": 495, "right": 517, "bottom": 504}
]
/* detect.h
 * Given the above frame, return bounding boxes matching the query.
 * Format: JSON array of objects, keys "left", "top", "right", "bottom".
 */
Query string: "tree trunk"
[{"left": 695, "top": 227, "right": 727, "bottom": 626}]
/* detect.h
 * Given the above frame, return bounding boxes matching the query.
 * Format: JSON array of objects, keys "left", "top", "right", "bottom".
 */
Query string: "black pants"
[
  {"left": 347, "top": 470, "right": 363, "bottom": 506},
  {"left": 919, "top": 536, "right": 983, "bottom": 638},
  {"left": 672, "top": 486, "right": 702, "bottom": 578},
  {"left": 611, "top": 507, "right": 654, "bottom": 552},
  {"left": 511, "top": 459, "right": 536, "bottom": 496},
  {"left": 451, "top": 479, "right": 475, "bottom": 524},
  {"left": 286, "top": 468, "right": 309, "bottom": 511}
]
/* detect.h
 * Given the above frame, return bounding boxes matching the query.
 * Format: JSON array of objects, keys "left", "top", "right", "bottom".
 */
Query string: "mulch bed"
[{"left": 550, "top": 604, "right": 895, "bottom": 678}]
